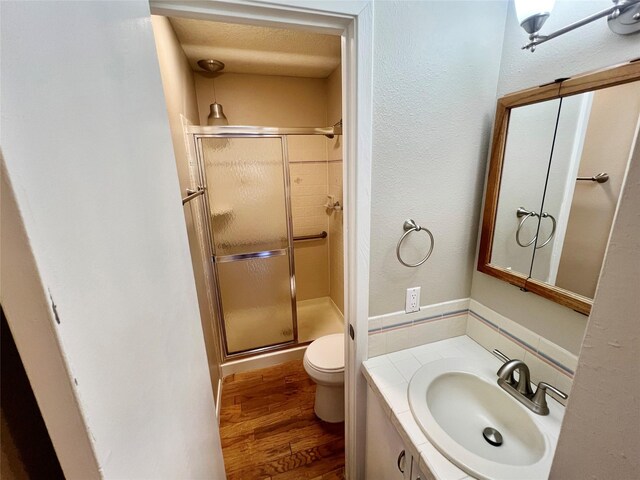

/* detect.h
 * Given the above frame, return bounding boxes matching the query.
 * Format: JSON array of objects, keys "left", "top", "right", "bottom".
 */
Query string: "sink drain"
[{"left": 482, "top": 427, "right": 503, "bottom": 447}]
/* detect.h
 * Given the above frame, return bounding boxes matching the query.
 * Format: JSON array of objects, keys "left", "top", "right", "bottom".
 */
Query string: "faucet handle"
[{"left": 532, "top": 381, "right": 568, "bottom": 415}]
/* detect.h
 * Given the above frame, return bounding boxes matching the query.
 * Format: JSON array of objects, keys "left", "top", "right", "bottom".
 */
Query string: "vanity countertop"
[{"left": 362, "top": 335, "right": 565, "bottom": 480}]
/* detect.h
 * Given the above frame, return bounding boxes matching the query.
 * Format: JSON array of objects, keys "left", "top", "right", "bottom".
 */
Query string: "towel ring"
[
  {"left": 536, "top": 213, "right": 557, "bottom": 249},
  {"left": 515, "top": 208, "right": 538, "bottom": 247},
  {"left": 396, "top": 219, "right": 434, "bottom": 268},
  {"left": 515, "top": 207, "right": 557, "bottom": 249}
]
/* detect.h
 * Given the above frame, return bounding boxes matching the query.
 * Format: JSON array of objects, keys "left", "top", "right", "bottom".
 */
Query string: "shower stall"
[{"left": 184, "top": 124, "right": 343, "bottom": 359}]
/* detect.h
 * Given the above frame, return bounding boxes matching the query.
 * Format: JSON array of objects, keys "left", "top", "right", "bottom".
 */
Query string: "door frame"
[{"left": 149, "top": 1, "right": 373, "bottom": 477}]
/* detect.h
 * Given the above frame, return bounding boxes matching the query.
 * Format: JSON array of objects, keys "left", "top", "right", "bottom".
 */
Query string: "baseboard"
[
  {"left": 221, "top": 344, "right": 307, "bottom": 378},
  {"left": 215, "top": 378, "right": 222, "bottom": 422}
]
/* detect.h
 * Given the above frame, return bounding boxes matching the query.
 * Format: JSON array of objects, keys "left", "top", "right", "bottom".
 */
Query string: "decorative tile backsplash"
[
  {"left": 368, "top": 298, "right": 578, "bottom": 404},
  {"left": 368, "top": 299, "right": 470, "bottom": 357}
]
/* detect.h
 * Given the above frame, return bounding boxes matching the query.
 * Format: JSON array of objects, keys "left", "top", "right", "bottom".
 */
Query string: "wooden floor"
[{"left": 219, "top": 360, "right": 345, "bottom": 480}]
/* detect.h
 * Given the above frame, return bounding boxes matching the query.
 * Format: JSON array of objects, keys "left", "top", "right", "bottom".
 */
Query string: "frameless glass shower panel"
[
  {"left": 201, "top": 137, "right": 289, "bottom": 256},
  {"left": 217, "top": 255, "right": 294, "bottom": 353}
]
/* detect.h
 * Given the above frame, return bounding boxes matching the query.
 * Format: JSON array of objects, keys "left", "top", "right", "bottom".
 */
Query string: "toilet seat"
[{"left": 304, "top": 333, "right": 344, "bottom": 373}]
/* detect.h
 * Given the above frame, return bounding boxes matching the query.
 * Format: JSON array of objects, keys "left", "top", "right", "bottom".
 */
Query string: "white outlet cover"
[{"left": 405, "top": 287, "right": 421, "bottom": 314}]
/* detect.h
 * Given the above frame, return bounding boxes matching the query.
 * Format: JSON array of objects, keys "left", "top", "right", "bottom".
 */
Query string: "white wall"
[
  {"left": 1, "top": 159, "right": 101, "bottom": 479},
  {"left": 1, "top": 2, "right": 225, "bottom": 478},
  {"left": 471, "top": 0, "right": 640, "bottom": 354},
  {"left": 549, "top": 108, "right": 640, "bottom": 480},
  {"left": 151, "top": 15, "right": 223, "bottom": 409},
  {"left": 368, "top": 0, "right": 508, "bottom": 316}
]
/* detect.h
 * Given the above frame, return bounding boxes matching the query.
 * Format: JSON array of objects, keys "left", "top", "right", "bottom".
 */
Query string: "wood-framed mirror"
[{"left": 478, "top": 60, "right": 640, "bottom": 315}]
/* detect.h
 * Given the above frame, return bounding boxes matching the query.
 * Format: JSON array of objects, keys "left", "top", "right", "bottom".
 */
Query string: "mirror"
[
  {"left": 490, "top": 99, "right": 561, "bottom": 278},
  {"left": 478, "top": 61, "right": 640, "bottom": 314}
]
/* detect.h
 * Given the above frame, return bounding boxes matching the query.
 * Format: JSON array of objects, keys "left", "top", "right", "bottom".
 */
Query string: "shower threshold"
[{"left": 221, "top": 296, "right": 344, "bottom": 376}]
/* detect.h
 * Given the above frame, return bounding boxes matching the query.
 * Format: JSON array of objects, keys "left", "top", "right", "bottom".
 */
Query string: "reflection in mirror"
[
  {"left": 490, "top": 99, "right": 561, "bottom": 277},
  {"left": 530, "top": 81, "right": 640, "bottom": 298}
]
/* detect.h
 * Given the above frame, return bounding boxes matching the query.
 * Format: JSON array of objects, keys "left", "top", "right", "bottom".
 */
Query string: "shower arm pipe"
[{"left": 186, "top": 124, "right": 342, "bottom": 137}]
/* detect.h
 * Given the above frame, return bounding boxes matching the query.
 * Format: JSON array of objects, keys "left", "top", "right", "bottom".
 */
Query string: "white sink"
[{"left": 408, "top": 357, "right": 556, "bottom": 480}]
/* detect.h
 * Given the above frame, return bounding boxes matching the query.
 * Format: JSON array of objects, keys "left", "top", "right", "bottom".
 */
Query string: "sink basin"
[{"left": 409, "top": 358, "right": 555, "bottom": 480}]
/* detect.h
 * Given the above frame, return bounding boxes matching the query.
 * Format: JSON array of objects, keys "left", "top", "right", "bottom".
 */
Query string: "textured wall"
[
  {"left": 549, "top": 106, "right": 640, "bottom": 480},
  {"left": 471, "top": 0, "right": 640, "bottom": 354},
  {"left": 368, "top": 1, "right": 508, "bottom": 316},
  {"left": 1, "top": 2, "right": 224, "bottom": 477}
]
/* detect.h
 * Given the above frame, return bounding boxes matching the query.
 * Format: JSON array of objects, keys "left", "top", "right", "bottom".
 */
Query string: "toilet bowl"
[{"left": 303, "top": 333, "right": 345, "bottom": 423}]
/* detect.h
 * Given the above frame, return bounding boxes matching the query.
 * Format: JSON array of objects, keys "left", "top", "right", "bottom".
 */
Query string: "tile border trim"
[
  {"left": 368, "top": 305, "right": 575, "bottom": 379},
  {"left": 468, "top": 310, "right": 575, "bottom": 378},
  {"left": 369, "top": 310, "right": 468, "bottom": 334}
]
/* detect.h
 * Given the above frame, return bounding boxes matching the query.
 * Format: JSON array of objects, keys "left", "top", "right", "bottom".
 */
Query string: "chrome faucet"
[
  {"left": 497, "top": 359, "right": 534, "bottom": 397},
  {"left": 492, "top": 349, "right": 567, "bottom": 415}
]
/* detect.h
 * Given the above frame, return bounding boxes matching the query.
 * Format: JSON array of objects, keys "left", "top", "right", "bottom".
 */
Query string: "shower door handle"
[{"left": 182, "top": 186, "right": 205, "bottom": 205}]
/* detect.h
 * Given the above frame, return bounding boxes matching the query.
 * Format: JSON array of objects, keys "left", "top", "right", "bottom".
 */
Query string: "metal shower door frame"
[{"left": 191, "top": 131, "right": 298, "bottom": 360}]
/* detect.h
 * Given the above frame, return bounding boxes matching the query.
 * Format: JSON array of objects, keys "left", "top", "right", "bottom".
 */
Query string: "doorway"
[{"left": 150, "top": 2, "right": 373, "bottom": 478}]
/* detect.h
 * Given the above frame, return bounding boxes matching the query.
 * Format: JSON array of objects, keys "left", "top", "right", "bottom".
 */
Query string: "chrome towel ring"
[
  {"left": 396, "top": 219, "right": 434, "bottom": 267},
  {"left": 515, "top": 208, "right": 538, "bottom": 247},
  {"left": 515, "top": 207, "right": 557, "bottom": 249}
]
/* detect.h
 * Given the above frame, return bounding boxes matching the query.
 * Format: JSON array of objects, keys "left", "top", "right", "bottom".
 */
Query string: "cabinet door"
[
  {"left": 365, "top": 386, "right": 409, "bottom": 480},
  {"left": 410, "top": 457, "right": 432, "bottom": 480}
]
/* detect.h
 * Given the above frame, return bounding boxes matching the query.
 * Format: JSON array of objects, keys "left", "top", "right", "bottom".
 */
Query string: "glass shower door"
[{"left": 198, "top": 136, "right": 296, "bottom": 355}]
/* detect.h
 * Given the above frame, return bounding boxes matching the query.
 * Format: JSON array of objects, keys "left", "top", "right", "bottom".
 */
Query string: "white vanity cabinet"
[
  {"left": 365, "top": 386, "right": 410, "bottom": 479},
  {"left": 410, "top": 461, "right": 430, "bottom": 480}
]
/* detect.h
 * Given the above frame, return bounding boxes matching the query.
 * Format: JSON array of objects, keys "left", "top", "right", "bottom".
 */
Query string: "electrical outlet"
[{"left": 405, "top": 287, "right": 421, "bottom": 314}]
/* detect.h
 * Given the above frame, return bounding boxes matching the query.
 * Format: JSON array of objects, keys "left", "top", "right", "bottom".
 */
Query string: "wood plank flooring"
[{"left": 220, "top": 360, "right": 345, "bottom": 480}]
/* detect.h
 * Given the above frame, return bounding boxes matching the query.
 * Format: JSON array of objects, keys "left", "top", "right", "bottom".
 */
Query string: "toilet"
[{"left": 303, "top": 333, "right": 345, "bottom": 423}]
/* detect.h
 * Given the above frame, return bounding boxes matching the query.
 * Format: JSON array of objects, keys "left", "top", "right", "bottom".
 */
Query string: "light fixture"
[
  {"left": 515, "top": 0, "right": 555, "bottom": 36},
  {"left": 516, "top": 0, "right": 640, "bottom": 52},
  {"left": 197, "top": 59, "right": 228, "bottom": 125}
]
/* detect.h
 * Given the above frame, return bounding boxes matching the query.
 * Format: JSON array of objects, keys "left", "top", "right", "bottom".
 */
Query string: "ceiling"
[{"left": 169, "top": 17, "right": 341, "bottom": 78}]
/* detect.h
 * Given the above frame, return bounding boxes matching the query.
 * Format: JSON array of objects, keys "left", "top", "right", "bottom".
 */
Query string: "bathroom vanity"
[{"left": 363, "top": 336, "right": 565, "bottom": 480}]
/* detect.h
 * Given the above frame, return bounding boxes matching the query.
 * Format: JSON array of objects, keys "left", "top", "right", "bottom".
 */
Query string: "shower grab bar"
[
  {"left": 215, "top": 231, "right": 327, "bottom": 252},
  {"left": 293, "top": 231, "right": 328, "bottom": 242},
  {"left": 182, "top": 186, "right": 205, "bottom": 205}
]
